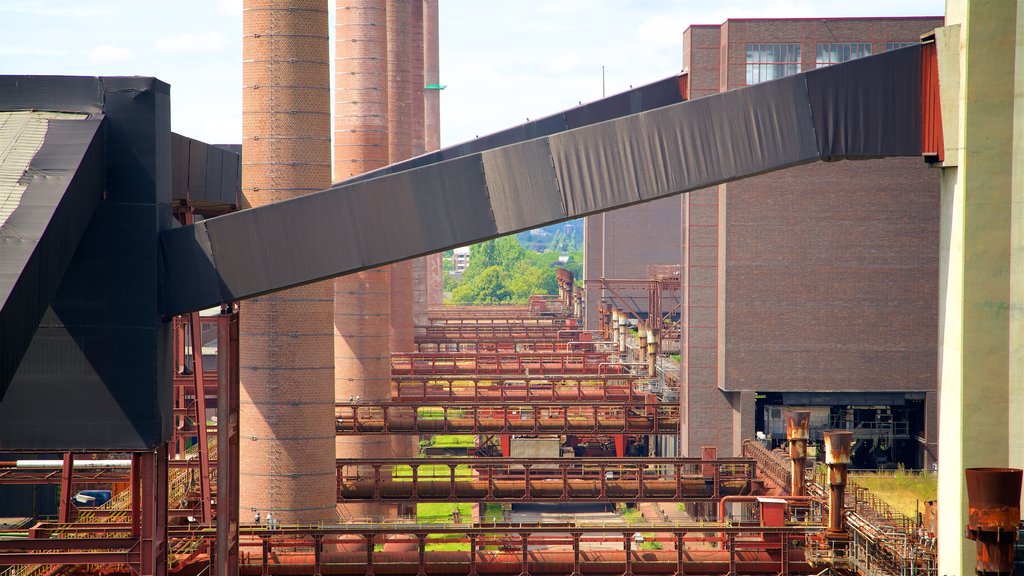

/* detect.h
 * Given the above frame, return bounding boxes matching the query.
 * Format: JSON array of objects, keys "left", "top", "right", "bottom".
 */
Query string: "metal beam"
[{"left": 159, "top": 47, "right": 924, "bottom": 315}]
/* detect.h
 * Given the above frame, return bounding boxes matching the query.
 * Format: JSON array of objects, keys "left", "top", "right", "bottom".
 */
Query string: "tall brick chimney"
[
  {"left": 333, "top": 0, "right": 395, "bottom": 520},
  {"left": 240, "top": 0, "right": 337, "bottom": 524}
]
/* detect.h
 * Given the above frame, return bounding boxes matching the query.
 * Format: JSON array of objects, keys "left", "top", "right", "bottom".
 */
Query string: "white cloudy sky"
[{"left": 0, "top": 0, "right": 943, "bottom": 147}]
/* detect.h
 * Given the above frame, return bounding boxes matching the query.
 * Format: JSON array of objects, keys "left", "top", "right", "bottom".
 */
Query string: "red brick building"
[{"left": 584, "top": 17, "right": 943, "bottom": 467}]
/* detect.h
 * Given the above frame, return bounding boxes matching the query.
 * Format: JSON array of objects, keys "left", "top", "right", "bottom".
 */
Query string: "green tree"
[{"left": 451, "top": 266, "right": 512, "bottom": 303}]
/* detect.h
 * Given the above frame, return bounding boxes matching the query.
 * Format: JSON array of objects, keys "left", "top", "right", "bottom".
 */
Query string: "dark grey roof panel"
[{"left": 0, "top": 117, "right": 104, "bottom": 402}]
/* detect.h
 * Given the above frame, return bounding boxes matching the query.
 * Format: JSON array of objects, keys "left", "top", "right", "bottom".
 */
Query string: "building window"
[
  {"left": 816, "top": 43, "right": 871, "bottom": 67},
  {"left": 886, "top": 41, "right": 916, "bottom": 51},
  {"left": 745, "top": 43, "right": 801, "bottom": 85}
]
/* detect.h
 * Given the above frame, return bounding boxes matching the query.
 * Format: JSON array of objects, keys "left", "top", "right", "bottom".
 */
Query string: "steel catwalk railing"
[
  {"left": 415, "top": 325, "right": 573, "bottom": 341},
  {"left": 10, "top": 522, "right": 823, "bottom": 576},
  {"left": 336, "top": 457, "right": 754, "bottom": 503},
  {"left": 390, "top": 351, "right": 619, "bottom": 375},
  {"left": 334, "top": 400, "right": 679, "bottom": 434},
  {"left": 390, "top": 375, "right": 661, "bottom": 403},
  {"left": 809, "top": 467, "right": 937, "bottom": 575}
]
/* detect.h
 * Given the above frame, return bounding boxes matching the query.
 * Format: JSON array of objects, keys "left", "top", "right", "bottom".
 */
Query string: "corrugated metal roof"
[{"left": 0, "top": 111, "right": 87, "bottom": 230}]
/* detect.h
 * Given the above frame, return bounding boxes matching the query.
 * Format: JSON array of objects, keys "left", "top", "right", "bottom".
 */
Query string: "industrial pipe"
[
  {"left": 231, "top": 549, "right": 814, "bottom": 575},
  {"left": 647, "top": 326, "right": 659, "bottom": 376},
  {"left": 638, "top": 321, "right": 648, "bottom": 370},
  {"left": 965, "top": 467, "right": 1022, "bottom": 575},
  {"left": 784, "top": 410, "right": 810, "bottom": 496},
  {"left": 617, "top": 309, "right": 628, "bottom": 353},
  {"left": 822, "top": 430, "right": 852, "bottom": 535}
]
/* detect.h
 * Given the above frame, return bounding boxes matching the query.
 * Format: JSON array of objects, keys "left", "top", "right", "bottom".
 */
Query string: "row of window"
[{"left": 744, "top": 41, "right": 917, "bottom": 85}]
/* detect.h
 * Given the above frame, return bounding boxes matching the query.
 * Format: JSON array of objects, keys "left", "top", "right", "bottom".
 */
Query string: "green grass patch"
[
  {"left": 850, "top": 470, "right": 937, "bottom": 518},
  {"left": 425, "top": 534, "right": 469, "bottom": 552},
  {"left": 429, "top": 435, "right": 476, "bottom": 448},
  {"left": 392, "top": 464, "right": 473, "bottom": 478},
  {"left": 481, "top": 503, "right": 505, "bottom": 523},
  {"left": 417, "top": 502, "right": 474, "bottom": 524}
]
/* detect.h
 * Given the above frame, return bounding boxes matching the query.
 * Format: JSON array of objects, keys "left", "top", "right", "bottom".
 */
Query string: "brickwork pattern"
[
  {"left": 240, "top": 0, "right": 337, "bottom": 524},
  {"left": 334, "top": 0, "right": 396, "bottom": 520}
]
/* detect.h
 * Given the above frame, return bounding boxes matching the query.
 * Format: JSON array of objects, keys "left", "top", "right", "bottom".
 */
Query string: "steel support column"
[
  {"left": 137, "top": 445, "right": 168, "bottom": 576},
  {"left": 58, "top": 452, "right": 73, "bottom": 523},
  {"left": 189, "top": 312, "right": 213, "bottom": 523},
  {"left": 217, "top": 309, "right": 240, "bottom": 576}
]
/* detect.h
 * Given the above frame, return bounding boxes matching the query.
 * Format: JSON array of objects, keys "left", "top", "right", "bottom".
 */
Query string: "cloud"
[
  {"left": 0, "top": 2, "right": 112, "bottom": 18},
  {"left": 88, "top": 45, "right": 136, "bottom": 64},
  {"left": 214, "top": 0, "right": 242, "bottom": 15},
  {"left": 0, "top": 47, "right": 66, "bottom": 57},
  {"left": 154, "top": 32, "right": 228, "bottom": 54}
]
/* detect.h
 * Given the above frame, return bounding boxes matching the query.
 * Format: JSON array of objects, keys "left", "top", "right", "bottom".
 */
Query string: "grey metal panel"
[
  {"left": 481, "top": 139, "right": 565, "bottom": 234},
  {"left": 0, "top": 118, "right": 104, "bottom": 403}
]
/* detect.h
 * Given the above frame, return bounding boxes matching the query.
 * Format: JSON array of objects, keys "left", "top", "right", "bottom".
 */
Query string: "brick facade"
[{"left": 587, "top": 17, "right": 943, "bottom": 464}]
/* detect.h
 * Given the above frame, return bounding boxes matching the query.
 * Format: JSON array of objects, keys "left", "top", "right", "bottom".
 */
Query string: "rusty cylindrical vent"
[
  {"left": 333, "top": 0, "right": 394, "bottom": 521},
  {"left": 785, "top": 410, "right": 811, "bottom": 496},
  {"left": 240, "top": 0, "right": 337, "bottom": 524},
  {"left": 823, "top": 430, "right": 853, "bottom": 535},
  {"left": 965, "top": 467, "right": 1022, "bottom": 575}
]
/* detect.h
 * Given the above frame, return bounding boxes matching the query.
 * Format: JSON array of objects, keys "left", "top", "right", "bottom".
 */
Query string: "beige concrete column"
[{"left": 937, "top": 2, "right": 1023, "bottom": 574}]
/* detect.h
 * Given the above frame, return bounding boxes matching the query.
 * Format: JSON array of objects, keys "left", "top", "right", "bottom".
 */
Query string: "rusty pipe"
[
  {"left": 965, "top": 467, "right": 1022, "bottom": 575},
  {"left": 784, "top": 411, "right": 811, "bottom": 496},
  {"left": 822, "top": 430, "right": 852, "bottom": 535},
  {"left": 230, "top": 549, "right": 814, "bottom": 575}
]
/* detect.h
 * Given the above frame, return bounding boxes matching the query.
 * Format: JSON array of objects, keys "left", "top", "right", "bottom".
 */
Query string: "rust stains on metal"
[{"left": 965, "top": 467, "right": 1022, "bottom": 575}]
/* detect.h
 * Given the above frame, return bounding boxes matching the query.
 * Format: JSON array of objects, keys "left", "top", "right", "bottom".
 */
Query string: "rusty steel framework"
[
  {"left": 586, "top": 277, "right": 681, "bottom": 335},
  {"left": 391, "top": 374, "right": 655, "bottom": 403},
  {"left": 390, "top": 351, "right": 621, "bottom": 375},
  {"left": 8, "top": 522, "right": 822, "bottom": 576},
  {"left": 335, "top": 456, "right": 754, "bottom": 502},
  {"left": 334, "top": 400, "right": 679, "bottom": 435}
]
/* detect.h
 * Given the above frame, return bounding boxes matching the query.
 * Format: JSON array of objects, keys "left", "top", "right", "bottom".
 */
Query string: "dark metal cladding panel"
[
  {"left": 0, "top": 119, "right": 104, "bottom": 404},
  {"left": 548, "top": 116, "right": 647, "bottom": 216},
  {"left": 159, "top": 155, "right": 497, "bottom": 313},
  {"left": 170, "top": 134, "right": 241, "bottom": 206},
  {"left": 550, "top": 74, "right": 820, "bottom": 217},
  {"left": 170, "top": 133, "right": 190, "bottom": 201},
  {"left": 1, "top": 75, "right": 172, "bottom": 450},
  {"left": 634, "top": 75, "right": 819, "bottom": 200},
  {"left": 804, "top": 44, "right": 923, "bottom": 160},
  {"left": 158, "top": 222, "right": 224, "bottom": 311},
  {"left": 160, "top": 55, "right": 925, "bottom": 315},
  {"left": 100, "top": 77, "right": 172, "bottom": 205},
  {"left": 187, "top": 136, "right": 209, "bottom": 201},
  {"left": 563, "top": 75, "right": 682, "bottom": 128},
  {"left": 1, "top": 203, "right": 168, "bottom": 450},
  {"left": 481, "top": 138, "right": 566, "bottom": 234},
  {"left": 346, "top": 154, "right": 496, "bottom": 264},
  {"left": 340, "top": 75, "right": 682, "bottom": 186},
  {"left": 0, "top": 76, "right": 103, "bottom": 114},
  {"left": 199, "top": 197, "right": 362, "bottom": 302}
]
